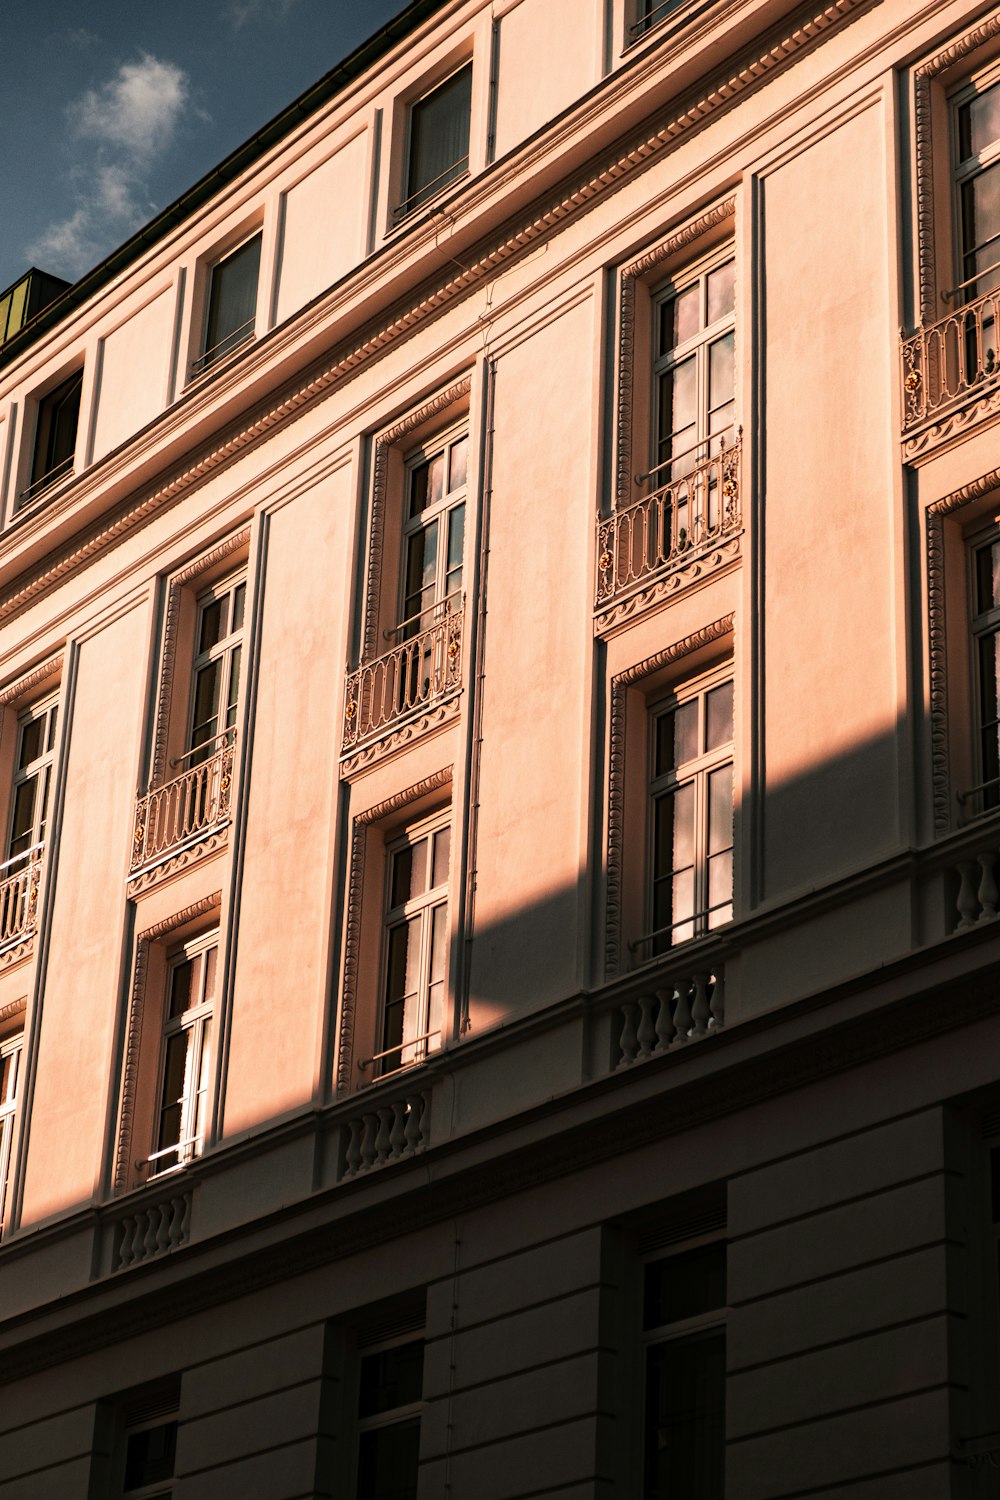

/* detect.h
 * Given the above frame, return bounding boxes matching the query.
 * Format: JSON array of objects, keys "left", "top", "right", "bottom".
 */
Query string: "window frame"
[
  {"left": 373, "top": 810, "right": 451, "bottom": 1081},
  {"left": 190, "top": 229, "right": 262, "bottom": 378},
  {"left": 397, "top": 423, "right": 468, "bottom": 637},
  {"left": 640, "top": 1232, "right": 728, "bottom": 1499},
  {"left": 0, "top": 1030, "right": 23, "bottom": 1237},
  {"left": 185, "top": 571, "right": 247, "bottom": 763},
  {"left": 394, "top": 60, "right": 474, "bottom": 226},
  {"left": 18, "top": 365, "right": 84, "bottom": 511},
  {"left": 649, "top": 245, "right": 736, "bottom": 493},
  {"left": 643, "top": 665, "right": 734, "bottom": 958},
  {"left": 949, "top": 62, "right": 1000, "bottom": 306},
  {"left": 354, "top": 1330, "right": 425, "bottom": 1500},
  {"left": 6, "top": 694, "right": 58, "bottom": 864},
  {"left": 148, "top": 930, "right": 219, "bottom": 1179}
]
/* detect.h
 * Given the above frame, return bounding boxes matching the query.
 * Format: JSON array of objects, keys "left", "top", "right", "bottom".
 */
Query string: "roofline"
[{"left": 0, "top": 0, "right": 445, "bottom": 371}]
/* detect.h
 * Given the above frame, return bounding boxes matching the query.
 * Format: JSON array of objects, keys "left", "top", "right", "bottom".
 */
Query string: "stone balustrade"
[
  {"left": 112, "top": 1191, "right": 191, "bottom": 1272},
  {"left": 342, "top": 1090, "right": 431, "bottom": 1176},
  {"left": 616, "top": 968, "right": 725, "bottom": 1068}
]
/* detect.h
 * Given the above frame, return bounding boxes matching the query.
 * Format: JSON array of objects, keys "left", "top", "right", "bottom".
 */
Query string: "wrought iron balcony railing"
[
  {"left": 0, "top": 844, "right": 43, "bottom": 951},
  {"left": 342, "top": 599, "right": 464, "bottom": 752},
  {"left": 901, "top": 283, "right": 1000, "bottom": 430},
  {"left": 596, "top": 436, "right": 741, "bottom": 609},
  {"left": 130, "top": 731, "right": 236, "bottom": 873}
]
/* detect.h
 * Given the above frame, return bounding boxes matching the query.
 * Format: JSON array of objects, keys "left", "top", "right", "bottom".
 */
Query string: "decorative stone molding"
[
  {"left": 115, "top": 892, "right": 222, "bottom": 1195},
  {"left": 0, "top": 941, "right": 33, "bottom": 977},
  {"left": 337, "top": 767, "right": 453, "bottom": 1097},
  {"left": 903, "top": 381, "right": 1000, "bottom": 463},
  {"left": 605, "top": 615, "right": 734, "bottom": 977},
  {"left": 363, "top": 378, "right": 471, "bottom": 662},
  {"left": 914, "top": 14, "right": 1000, "bottom": 324},
  {"left": 615, "top": 199, "right": 736, "bottom": 509},
  {"left": 0, "top": 654, "right": 62, "bottom": 709},
  {"left": 125, "top": 828, "right": 230, "bottom": 899},
  {"left": 0, "top": 0, "right": 869, "bottom": 629},
  {"left": 595, "top": 534, "right": 741, "bottom": 636},
  {"left": 927, "top": 466, "right": 1000, "bottom": 834},
  {"left": 340, "top": 695, "right": 461, "bottom": 780},
  {"left": 151, "top": 529, "right": 251, "bottom": 786},
  {"left": 0, "top": 996, "right": 27, "bottom": 1026}
]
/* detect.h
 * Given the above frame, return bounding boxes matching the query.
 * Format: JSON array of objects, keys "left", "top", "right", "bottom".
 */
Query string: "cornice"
[
  {"left": 3, "top": 944, "right": 1000, "bottom": 1382},
  {"left": 0, "top": 0, "right": 872, "bottom": 629}
]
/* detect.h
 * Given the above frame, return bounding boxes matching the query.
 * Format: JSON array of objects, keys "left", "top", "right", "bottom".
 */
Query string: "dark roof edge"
[{"left": 0, "top": 0, "right": 443, "bottom": 372}]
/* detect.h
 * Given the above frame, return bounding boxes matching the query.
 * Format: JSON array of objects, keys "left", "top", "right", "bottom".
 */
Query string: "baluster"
[
  {"left": 636, "top": 995, "right": 656, "bottom": 1059},
  {"left": 375, "top": 1107, "right": 393, "bottom": 1164},
  {"left": 405, "top": 1095, "right": 425, "bottom": 1152},
  {"left": 177, "top": 1194, "right": 191, "bottom": 1246},
  {"left": 142, "top": 1209, "right": 159, "bottom": 1261},
  {"left": 389, "top": 1101, "right": 407, "bottom": 1160},
  {"left": 360, "top": 1113, "right": 378, "bottom": 1170},
  {"left": 118, "top": 1217, "right": 137, "bottom": 1269},
  {"left": 155, "top": 1201, "right": 171, "bottom": 1254},
  {"left": 672, "top": 977, "right": 693, "bottom": 1043},
  {"left": 690, "top": 972, "right": 710, "bottom": 1038},
  {"left": 618, "top": 1001, "right": 639, "bottom": 1066},
  {"left": 709, "top": 970, "right": 726, "bottom": 1029},
  {"left": 956, "top": 859, "right": 981, "bottom": 929},
  {"left": 654, "top": 986, "right": 676, "bottom": 1051},
  {"left": 345, "top": 1117, "right": 363, "bottom": 1176},
  {"left": 978, "top": 852, "right": 999, "bottom": 920}
]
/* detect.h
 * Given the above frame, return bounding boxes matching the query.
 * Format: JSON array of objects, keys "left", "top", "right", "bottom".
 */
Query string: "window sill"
[
  {"left": 388, "top": 169, "right": 471, "bottom": 237},
  {"left": 9, "top": 468, "right": 76, "bottom": 527}
]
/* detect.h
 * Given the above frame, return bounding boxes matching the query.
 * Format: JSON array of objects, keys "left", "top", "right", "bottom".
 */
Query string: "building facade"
[{"left": 0, "top": 0, "right": 999, "bottom": 1493}]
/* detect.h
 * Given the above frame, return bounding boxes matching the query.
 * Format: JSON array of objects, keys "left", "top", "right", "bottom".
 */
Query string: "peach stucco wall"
[
  {"left": 21, "top": 605, "right": 148, "bottom": 1222},
  {"left": 91, "top": 288, "right": 175, "bottom": 462},
  {"left": 492, "top": 0, "right": 601, "bottom": 160},
  {"left": 275, "top": 131, "right": 370, "bottom": 327},
  {"left": 468, "top": 298, "right": 594, "bottom": 1029},
  {"left": 761, "top": 103, "right": 896, "bottom": 898},
  {"left": 222, "top": 464, "right": 353, "bottom": 1136}
]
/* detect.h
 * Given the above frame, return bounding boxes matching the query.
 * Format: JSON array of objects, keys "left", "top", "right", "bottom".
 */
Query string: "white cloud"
[
  {"left": 71, "top": 54, "right": 188, "bottom": 161},
  {"left": 226, "top": 0, "right": 297, "bottom": 30},
  {"left": 26, "top": 54, "right": 193, "bottom": 281}
]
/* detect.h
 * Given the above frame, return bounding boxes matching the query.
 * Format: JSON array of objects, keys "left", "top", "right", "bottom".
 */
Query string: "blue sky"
[{"left": 0, "top": 0, "right": 407, "bottom": 294}]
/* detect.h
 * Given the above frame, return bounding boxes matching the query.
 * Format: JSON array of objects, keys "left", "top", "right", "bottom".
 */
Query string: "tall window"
[
  {"left": 652, "top": 254, "right": 735, "bottom": 489},
  {"left": 397, "top": 65, "right": 472, "bottom": 222},
  {"left": 195, "top": 233, "right": 261, "bottom": 374},
  {"left": 7, "top": 697, "right": 58, "bottom": 862},
  {"left": 121, "top": 1415, "right": 178, "bottom": 1499},
  {"left": 953, "top": 75, "right": 1000, "bottom": 304},
  {"left": 643, "top": 1239, "right": 727, "bottom": 1498},
  {"left": 648, "top": 674, "right": 733, "bottom": 954},
  {"left": 356, "top": 1334, "right": 424, "bottom": 1499},
  {"left": 0, "top": 1032, "right": 23, "bottom": 1236},
  {"left": 377, "top": 817, "right": 450, "bottom": 1078},
  {"left": 24, "top": 368, "right": 82, "bottom": 504},
  {"left": 150, "top": 935, "right": 217, "bottom": 1177},
  {"left": 971, "top": 532, "right": 1000, "bottom": 814},
  {"left": 400, "top": 429, "right": 467, "bottom": 636},
  {"left": 188, "top": 574, "right": 245, "bottom": 762}
]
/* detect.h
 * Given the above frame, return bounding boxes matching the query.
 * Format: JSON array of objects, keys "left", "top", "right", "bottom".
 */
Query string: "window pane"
[
  {"left": 17, "top": 718, "right": 42, "bottom": 771},
  {"left": 645, "top": 1243, "right": 726, "bottom": 1329},
  {"left": 226, "top": 644, "right": 242, "bottom": 727},
  {"left": 391, "top": 840, "right": 428, "bottom": 908},
  {"left": 198, "top": 597, "right": 226, "bottom": 655},
  {"left": 409, "top": 451, "right": 446, "bottom": 516},
  {"left": 8, "top": 779, "right": 37, "bottom": 856},
  {"left": 981, "top": 632, "right": 1000, "bottom": 793},
  {"left": 46, "top": 706, "right": 58, "bottom": 753},
  {"left": 431, "top": 827, "right": 451, "bottom": 888},
  {"left": 959, "top": 82, "right": 1000, "bottom": 163},
  {"left": 644, "top": 1329, "right": 725, "bottom": 1500},
  {"left": 357, "top": 1418, "right": 421, "bottom": 1500},
  {"left": 708, "top": 851, "right": 733, "bottom": 927},
  {"left": 383, "top": 918, "right": 421, "bottom": 1064},
  {"left": 169, "top": 959, "right": 195, "bottom": 1018},
  {"left": 706, "top": 259, "right": 735, "bottom": 324},
  {"left": 705, "top": 683, "right": 733, "bottom": 752},
  {"left": 449, "top": 435, "right": 468, "bottom": 490},
  {"left": 404, "top": 522, "right": 439, "bottom": 623},
  {"left": 359, "top": 1339, "right": 425, "bottom": 1417},
  {"left": 446, "top": 504, "right": 465, "bottom": 596},
  {"left": 191, "top": 661, "right": 222, "bottom": 746},
  {"left": 406, "top": 65, "right": 472, "bottom": 209},
  {"left": 157, "top": 1032, "right": 189, "bottom": 1152},
  {"left": 232, "top": 582, "right": 246, "bottom": 632},
  {"left": 708, "top": 765, "right": 733, "bottom": 856},
  {"left": 205, "top": 234, "right": 261, "bottom": 359},
  {"left": 659, "top": 285, "right": 700, "bottom": 354},
  {"left": 661, "top": 357, "right": 697, "bottom": 447},
  {"left": 123, "top": 1421, "right": 178, "bottom": 1492},
  {"left": 977, "top": 540, "right": 1000, "bottom": 615},
  {"left": 203, "top": 945, "right": 219, "bottom": 1003},
  {"left": 0, "top": 1047, "right": 18, "bottom": 1103},
  {"left": 708, "top": 333, "right": 735, "bottom": 416},
  {"left": 961, "top": 162, "right": 1000, "bottom": 289}
]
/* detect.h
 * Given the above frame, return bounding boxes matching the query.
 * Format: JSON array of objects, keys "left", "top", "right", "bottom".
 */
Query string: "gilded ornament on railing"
[
  {"left": 342, "top": 599, "right": 465, "bottom": 753},
  {"left": 596, "top": 434, "right": 742, "bottom": 609},
  {"left": 129, "top": 733, "right": 236, "bottom": 873},
  {"left": 901, "top": 284, "right": 1000, "bottom": 432},
  {"left": 904, "top": 369, "right": 921, "bottom": 392}
]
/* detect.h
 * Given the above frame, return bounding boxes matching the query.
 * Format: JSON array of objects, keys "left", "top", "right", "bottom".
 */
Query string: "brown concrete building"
[{"left": 0, "top": 0, "right": 999, "bottom": 1493}]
